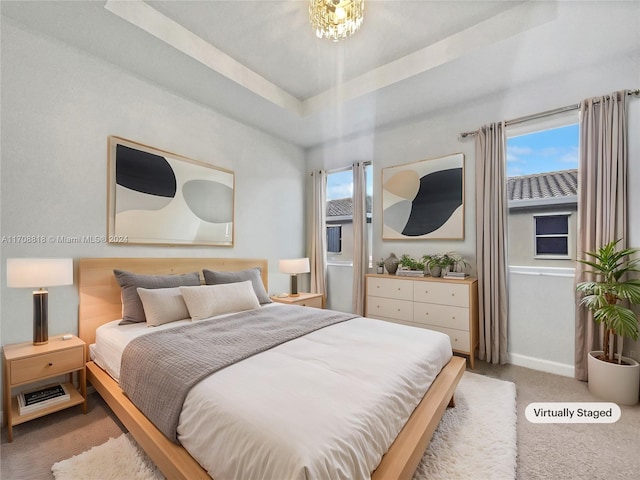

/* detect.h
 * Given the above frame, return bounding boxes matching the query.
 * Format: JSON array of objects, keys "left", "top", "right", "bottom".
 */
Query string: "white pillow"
[
  {"left": 136, "top": 287, "right": 191, "bottom": 327},
  {"left": 180, "top": 281, "right": 261, "bottom": 321}
]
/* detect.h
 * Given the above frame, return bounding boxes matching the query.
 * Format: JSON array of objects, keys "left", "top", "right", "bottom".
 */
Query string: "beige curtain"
[
  {"left": 574, "top": 90, "right": 628, "bottom": 381},
  {"left": 352, "top": 162, "right": 368, "bottom": 315},
  {"left": 310, "top": 170, "right": 328, "bottom": 296},
  {"left": 475, "top": 122, "right": 509, "bottom": 364}
]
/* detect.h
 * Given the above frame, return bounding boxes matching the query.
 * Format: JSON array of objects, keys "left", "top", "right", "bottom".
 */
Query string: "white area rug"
[
  {"left": 414, "top": 371, "right": 517, "bottom": 480},
  {"left": 51, "top": 434, "right": 163, "bottom": 480},
  {"left": 52, "top": 372, "right": 516, "bottom": 480}
]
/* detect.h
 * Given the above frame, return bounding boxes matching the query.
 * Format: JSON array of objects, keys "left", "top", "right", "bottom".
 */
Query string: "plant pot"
[
  {"left": 587, "top": 351, "right": 640, "bottom": 405},
  {"left": 428, "top": 266, "right": 441, "bottom": 277}
]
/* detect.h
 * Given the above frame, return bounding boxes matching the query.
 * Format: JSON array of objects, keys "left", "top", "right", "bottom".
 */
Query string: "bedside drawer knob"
[{"left": 48, "top": 362, "right": 53, "bottom": 366}]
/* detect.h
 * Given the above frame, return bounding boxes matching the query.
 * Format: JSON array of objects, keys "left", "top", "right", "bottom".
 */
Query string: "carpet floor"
[
  {"left": 3, "top": 359, "right": 639, "bottom": 479},
  {"left": 48, "top": 371, "right": 515, "bottom": 480}
]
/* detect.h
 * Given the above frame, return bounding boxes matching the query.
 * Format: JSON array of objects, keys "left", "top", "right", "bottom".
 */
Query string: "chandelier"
[{"left": 309, "top": 0, "right": 364, "bottom": 42}]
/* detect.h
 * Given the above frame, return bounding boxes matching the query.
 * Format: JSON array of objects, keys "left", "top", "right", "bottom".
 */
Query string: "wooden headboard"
[{"left": 78, "top": 258, "right": 268, "bottom": 348}]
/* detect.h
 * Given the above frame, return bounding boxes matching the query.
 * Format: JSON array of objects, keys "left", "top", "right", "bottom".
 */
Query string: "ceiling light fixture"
[{"left": 309, "top": 0, "right": 364, "bottom": 42}]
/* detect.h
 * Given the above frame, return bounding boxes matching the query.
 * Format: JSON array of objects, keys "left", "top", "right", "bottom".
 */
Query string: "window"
[
  {"left": 327, "top": 225, "right": 342, "bottom": 253},
  {"left": 506, "top": 112, "right": 579, "bottom": 265},
  {"left": 325, "top": 164, "right": 372, "bottom": 265},
  {"left": 534, "top": 214, "right": 570, "bottom": 256}
]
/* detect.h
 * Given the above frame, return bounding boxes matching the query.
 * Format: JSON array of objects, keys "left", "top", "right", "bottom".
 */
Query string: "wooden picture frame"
[
  {"left": 382, "top": 153, "right": 464, "bottom": 240},
  {"left": 107, "top": 136, "right": 235, "bottom": 246}
]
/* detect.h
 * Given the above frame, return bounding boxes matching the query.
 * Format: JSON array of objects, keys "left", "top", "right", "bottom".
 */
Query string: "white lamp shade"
[
  {"left": 7, "top": 258, "right": 74, "bottom": 288},
  {"left": 279, "top": 258, "right": 310, "bottom": 274}
]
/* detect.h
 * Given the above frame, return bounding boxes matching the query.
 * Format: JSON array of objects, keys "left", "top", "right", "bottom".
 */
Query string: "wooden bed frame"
[{"left": 78, "top": 257, "right": 465, "bottom": 480}]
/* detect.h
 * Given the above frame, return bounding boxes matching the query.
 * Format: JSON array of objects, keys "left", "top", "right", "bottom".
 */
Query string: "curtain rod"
[{"left": 459, "top": 88, "right": 640, "bottom": 139}]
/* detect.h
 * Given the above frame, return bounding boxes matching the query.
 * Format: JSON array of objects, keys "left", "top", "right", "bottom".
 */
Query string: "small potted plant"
[
  {"left": 576, "top": 239, "right": 640, "bottom": 405},
  {"left": 399, "top": 254, "right": 424, "bottom": 271},
  {"left": 422, "top": 254, "right": 445, "bottom": 277},
  {"left": 376, "top": 258, "right": 385, "bottom": 274}
]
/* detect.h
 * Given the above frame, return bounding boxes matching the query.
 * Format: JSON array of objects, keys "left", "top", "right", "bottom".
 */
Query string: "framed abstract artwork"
[
  {"left": 107, "top": 136, "right": 235, "bottom": 246},
  {"left": 382, "top": 153, "right": 464, "bottom": 240}
]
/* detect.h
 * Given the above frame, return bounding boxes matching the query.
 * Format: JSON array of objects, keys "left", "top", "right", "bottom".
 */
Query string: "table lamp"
[
  {"left": 7, "top": 258, "right": 74, "bottom": 345},
  {"left": 278, "top": 258, "right": 310, "bottom": 297}
]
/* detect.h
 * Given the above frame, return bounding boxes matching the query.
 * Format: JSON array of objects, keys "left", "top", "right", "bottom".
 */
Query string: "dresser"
[{"left": 365, "top": 274, "right": 479, "bottom": 368}]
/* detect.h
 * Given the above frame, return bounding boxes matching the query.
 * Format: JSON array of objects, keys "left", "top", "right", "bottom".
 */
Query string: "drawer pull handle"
[
  {"left": 451, "top": 293, "right": 455, "bottom": 296},
  {"left": 48, "top": 362, "right": 53, "bottom": 366}
]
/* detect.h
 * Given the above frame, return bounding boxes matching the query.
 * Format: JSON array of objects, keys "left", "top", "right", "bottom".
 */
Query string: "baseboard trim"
[{"left": 508, "top": 352, "right": 575, "bottom": 378}]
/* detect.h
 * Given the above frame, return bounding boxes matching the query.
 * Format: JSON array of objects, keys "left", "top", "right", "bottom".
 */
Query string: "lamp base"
[
  {"left": 289, "top": 274, "right": 299, "bottom": 297},
  {"left": 33, "top": 290, "right": 48, "bottom": 345}
]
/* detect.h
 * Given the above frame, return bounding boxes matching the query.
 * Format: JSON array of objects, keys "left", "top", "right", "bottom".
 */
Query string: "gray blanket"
[{"left": 119, "top": 304, "right": 357, "bottom": 443}]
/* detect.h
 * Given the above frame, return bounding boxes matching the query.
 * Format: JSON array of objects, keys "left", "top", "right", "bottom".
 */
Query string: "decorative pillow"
[
  {"left": 180, "top": 281, "right": 260, "bottom": 321},
  {"left": 113, "top": 270, "right": 201, "bottom": 325},
  {"left": 202, "top": 267, "right": 272, "bottom": 304},
  {"left": 136, "top": 287, "right": 190, "bottom": 327}
]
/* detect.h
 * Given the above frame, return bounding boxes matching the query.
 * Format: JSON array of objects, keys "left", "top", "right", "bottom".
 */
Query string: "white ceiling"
[{"left": 2, "top": 1, "right": 638, "bottom": 148}]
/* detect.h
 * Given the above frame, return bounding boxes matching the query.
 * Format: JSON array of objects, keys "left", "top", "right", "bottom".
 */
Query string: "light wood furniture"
[
  {"left": 78, "top": 257, "right": 464, "bottom": 480},
  {"left": 270, "top": 292, "right": 324, "bottom": 308},
  {"left": 3, "top": 334, "right": 87, "bottom": 442},
  {"left": 365, "top": 274, "right": 479, "bottom": 368}
]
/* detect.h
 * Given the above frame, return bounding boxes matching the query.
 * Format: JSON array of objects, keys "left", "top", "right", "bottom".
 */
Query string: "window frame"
[
  {"left": 326, "top": 224, "right": 343, "bottom": 254},
  {"left": 532, "top": 212, "right": 571, "bottom": 259}
]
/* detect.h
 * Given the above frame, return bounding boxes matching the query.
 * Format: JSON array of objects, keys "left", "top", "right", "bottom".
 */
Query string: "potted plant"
[
  {"left": 376, "top": 258, "right": 385, "bottom": 274},
  {"left": 399, "top": 254, "right": 425, "bottom": 271},
  {"left": 576, "top": 239, "right": 640, "bottom": 405},
  {"left": 447, "top": 252, "right": 471, "bottom": 275},
  {"left": 422, "top": 254, "right": 446, "bottom": 277}
]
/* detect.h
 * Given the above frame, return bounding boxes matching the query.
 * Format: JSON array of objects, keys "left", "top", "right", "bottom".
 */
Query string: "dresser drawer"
[
  {"left": 413, "top": 303, "right": 469, "bottom": 330},
  {"left": 413, "top": 281, "right": 469, "bottom": 307},
  {"left": 366, "top": 296, "right": 413, "bottom": 323},
  {"left": 425, "top": 325, "right": 470, "bottom": 351},
  {"left": 10, "top": 347, "right": 84, "bottom": 385},
  {"left": 367, "top": 277, "right": 413, "bottom": 301}
]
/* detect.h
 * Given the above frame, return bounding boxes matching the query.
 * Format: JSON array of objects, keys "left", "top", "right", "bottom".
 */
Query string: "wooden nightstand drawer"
[
  {"left": 271, "top": 292, "right": 325, "bottom": 309},
  {"left": 296, "top": 296, "right": 323, "bottom": 308},
  {"left": 10, "top": 347, "right": 84, "bottom": 385}
]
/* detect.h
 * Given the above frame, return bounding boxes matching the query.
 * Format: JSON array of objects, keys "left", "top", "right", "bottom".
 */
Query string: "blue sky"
[
  {"left": 327, "top": 166, "right": 373, "bottom": 201},
  {"left": 507, "top": 123, "right": 579, "bottom": 177}
]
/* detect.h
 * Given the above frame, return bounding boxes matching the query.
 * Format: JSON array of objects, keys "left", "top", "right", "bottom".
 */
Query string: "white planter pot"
[{"left": 588, "top": 351, "right": 640, "bottom": 405}]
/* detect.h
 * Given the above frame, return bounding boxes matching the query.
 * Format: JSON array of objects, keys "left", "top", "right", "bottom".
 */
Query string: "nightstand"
[
  {"left": 271, "top": 292, "right": 325, "bottom": 309},
  {"left": 3, "top": 334, "right": 87, "bottom": 442}
]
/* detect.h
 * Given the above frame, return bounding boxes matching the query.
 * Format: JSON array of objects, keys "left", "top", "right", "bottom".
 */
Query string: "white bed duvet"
[{"left": 91, "top": 305, "right": 452, "bottom": 480}]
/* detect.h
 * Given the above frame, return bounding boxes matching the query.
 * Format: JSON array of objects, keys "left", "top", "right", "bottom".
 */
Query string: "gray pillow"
[
  {"left": 114, "top": 270, "right": 201, "bottom": 325},
  {"left": 202, "top": 267, "right": 272, "bottom": 305}
]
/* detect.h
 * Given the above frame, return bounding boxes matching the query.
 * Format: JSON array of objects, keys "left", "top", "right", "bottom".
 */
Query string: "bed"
[{"left": 79, "top": 257, "right": 465, "bottom": 480}]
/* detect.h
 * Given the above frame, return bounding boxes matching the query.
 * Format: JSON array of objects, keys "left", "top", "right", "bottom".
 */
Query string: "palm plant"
[{"left": 576, "top": 239, "right": 640, "bottom": 363}]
